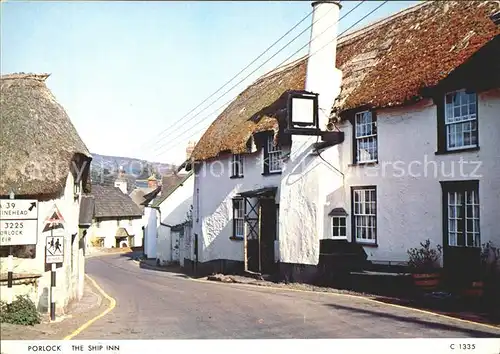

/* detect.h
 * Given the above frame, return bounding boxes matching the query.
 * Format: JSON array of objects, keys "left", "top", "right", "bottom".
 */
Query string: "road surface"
[{"left": 77, "top": 254, "right": 500, "bottom": 339}]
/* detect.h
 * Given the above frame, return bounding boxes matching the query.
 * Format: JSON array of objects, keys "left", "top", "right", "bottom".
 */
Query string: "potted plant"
[
  {"left": 407, "top": 239, "right": 443, "bottom": 292},
  {"left": 464, "top": 242, "right": 500, "bottom": 298}
]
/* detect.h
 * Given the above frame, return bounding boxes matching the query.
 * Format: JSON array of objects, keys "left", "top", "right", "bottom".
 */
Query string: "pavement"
[
  {"left": 70, "top": 254, "right": 500, "bottom": 339},
  {"left": 0, "top": 276, "right": 109, "bottom": 340}
]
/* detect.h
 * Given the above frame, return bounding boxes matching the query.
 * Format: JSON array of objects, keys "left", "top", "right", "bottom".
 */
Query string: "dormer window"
[
  {"left": 263, "top": 135, "right": 282, "bottom": 175},
  {"left": 354, "top": 111, "right": 378, "bottom": 164},
  {"left": 231, "top": 154, "right": 244, "bottom": 178},
  {"left": 444, "top": 90, "right": 478, "bottom": 151}
]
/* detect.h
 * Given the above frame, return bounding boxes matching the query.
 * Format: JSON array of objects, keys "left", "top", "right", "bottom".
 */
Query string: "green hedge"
[{"left": 0, "top": 295, "right": 41, "bottom": 326}]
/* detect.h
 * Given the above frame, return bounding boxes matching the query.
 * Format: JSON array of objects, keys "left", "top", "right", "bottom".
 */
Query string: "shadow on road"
[{"left": 325, "top": 303, "right": 499, "bottom": 337}]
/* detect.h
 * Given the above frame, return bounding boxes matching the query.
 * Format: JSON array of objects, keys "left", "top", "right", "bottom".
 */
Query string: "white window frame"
[
  {"left": 352, "top": 187, "right": 377, "bottom": 244},
  {"left": 354, "top": 111, "right": 377, "bottom": 163},
  {"left": 446, "top": 187, "right": 480, "bottom": 248},
  {"left": 444, "top": 90, "right": 478, "bottom": 151},
  {"left": 265, "top": 135, "right": 283, "bottom": 173},
  {"left": 232, "top": 198, "right": 245, "bottom": 239},
  {"left": 231, "top": 154, "right": 244, "bottom": 177},
  {"left": 331, "top": 216, "right": 347, "bottom": 239}
]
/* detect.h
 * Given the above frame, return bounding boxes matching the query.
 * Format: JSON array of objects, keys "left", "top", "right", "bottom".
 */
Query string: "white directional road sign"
[
  {"left": 46, "top": 236, "right": 64, "bottom": 264},
  {"left": 0, "top": 199, "right": 39, "bottom": 246}
]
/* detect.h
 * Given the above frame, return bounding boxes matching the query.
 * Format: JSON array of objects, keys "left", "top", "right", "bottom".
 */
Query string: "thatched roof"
[
  {"left": 191, "top": 59, "right": 306, "bottom": 161},
  {"left": 0, "top": 73, "right": 92, "bottom": 196},
  {"left": 191, "top": 1, "right": 499, "bottom": 162},
  {"left": 115, "top": 227, "right": 130, "bottom": 238}
]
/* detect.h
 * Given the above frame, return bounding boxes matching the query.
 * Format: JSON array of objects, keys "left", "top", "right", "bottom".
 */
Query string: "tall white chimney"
[
  {"left": 305, "top": 1, "right": 342, "bottom": 129},
  {"left": 277, "top": 1, "right": 344, "bottom": 271}
]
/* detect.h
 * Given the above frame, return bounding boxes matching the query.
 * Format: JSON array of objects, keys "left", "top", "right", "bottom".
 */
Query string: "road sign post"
[
  {"left": 44, "top": 205, "right": 65, "bottom": 322},
  {"left": 1, "top": 194, "right": 39, "bottom": 304},
  {"left": 7, "top": 193, "right": 14, "bottom": 304},
  {"left": 0, "top": 199, "right": 39, "bottom": 246}
]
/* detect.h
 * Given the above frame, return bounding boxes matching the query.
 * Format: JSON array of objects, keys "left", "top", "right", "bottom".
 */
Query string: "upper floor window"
[
  {"left": 354, "top": 111, "right": 377, "bottom": 163},
  {"left": 231, "top": 154, "right": 244, "bottom": 178},
  {"left": 264, "top": 135, "right": 283, "bottom": 174},
  {"left": 444, "top": 90, "right": 478, "bottom": 151}
]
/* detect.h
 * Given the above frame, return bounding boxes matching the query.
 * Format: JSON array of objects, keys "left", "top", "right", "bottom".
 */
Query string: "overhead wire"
[
  {"left": 150, "top": 1, "right": 386, "bottom": 161},
  {"left": 136, "top": 6, "right": 316, "bottom": 153},
  {"left": 138, "top": 2, "right": 346, "bottom": 157},
  {"left": 149, "top": 1, "right": 368, "bottom": 160}
]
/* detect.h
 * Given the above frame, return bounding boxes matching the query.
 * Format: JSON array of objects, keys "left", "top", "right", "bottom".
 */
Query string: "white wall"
[
  {"left": 156, "top": 174, "right": 194, "bottom": 264},
  {"left": 87, "top": 217, "right": 143, "bottom": 248},
  {"left": 144, "top": 206, "right": 157, "bottom": 258},
  {"left": 193, "top": 149, "right": 284, "bottom": 264},
  {"left": 0, "top": 172, "right": 85, "bottom": 312},
  {"left": 279, "top": 90, "right": 500, "bottom": 266},
  {"left": 279, "top": 137, "right": 343, "bottom": 265},
  {"left": 327, "top": 91, "right": 500, "bottom": 263}
]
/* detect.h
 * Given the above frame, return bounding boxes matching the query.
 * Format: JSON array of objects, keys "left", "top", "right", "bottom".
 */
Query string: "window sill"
[
  {"left": 435, "top": 146, "right": 480, "bottom": 155},
  {"left": 229, "top": 236, "right": 244, "bottom": 241},
  {"left": 262, "top": 171, "right": 282, "bottom": 176},
  {"left": 348, "top": 161, "right": 378, "bottom": 167},
  {"left": 355, "top": 241, "right": 378, "bottom": 247},
  {"left": 230, "top": 175, "right": 244, "bottom": 179}
]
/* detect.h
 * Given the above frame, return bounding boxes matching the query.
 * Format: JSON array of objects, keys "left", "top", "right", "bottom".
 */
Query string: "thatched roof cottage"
[
  {"left": 187, "top": 1, "right": 500, "bottom": 281},
  {"left": 0, "top": 73, "right": 92, "bottom": 312}
]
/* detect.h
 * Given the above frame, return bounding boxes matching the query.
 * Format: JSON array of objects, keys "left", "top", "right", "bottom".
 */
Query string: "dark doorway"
[{"left": 259, "top": 198, "right": 277, "bottom": 274}]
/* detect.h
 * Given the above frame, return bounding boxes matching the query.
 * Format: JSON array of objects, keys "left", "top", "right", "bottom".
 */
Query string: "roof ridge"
[
  {"left": 1, "top": 73, "right": 51, "bottom": 81},
  {"left": 250, "top": 1, "right": 429, "bottom": 86},
  {"left": 337, "top": 1, "right": 430, "bottom": 46}
]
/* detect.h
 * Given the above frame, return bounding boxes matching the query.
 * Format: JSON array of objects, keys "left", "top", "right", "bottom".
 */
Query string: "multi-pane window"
[
  {"left": 264, "top": 136, "right": 283, "bottom": 173},
  {"left": 231, "top": 154, "right": 244, "bottom": 177},
  {"left": 354, "top": 111, "right": 377, "bottom": 163},
  {"left": 332, "top": 216, "right": 347, "bottom": 239},
  {"left": 352, "top": 187, "right": 377, "bottom": 244},
  {"left": 444, "top": 90, "right": 478, "bottom": 150},
  {"left": 444, "top": 182, "right": 480, "bottom": 248},
  {"left": 232, "top": 198, "right": 245, "bottom": 239}
]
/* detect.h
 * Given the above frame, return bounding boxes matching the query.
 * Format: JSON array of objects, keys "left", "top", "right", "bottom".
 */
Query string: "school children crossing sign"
[
  {"left": 44, "top": 204, "right": 66, "bottom": 264},
  {"left": 46, "top": 236, "right": 64, "bottom": 264}
]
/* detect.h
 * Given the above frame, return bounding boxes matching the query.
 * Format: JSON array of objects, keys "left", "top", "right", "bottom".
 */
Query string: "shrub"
[
  {"left": 407, "top": 239, "right": 442, "bottom": 273},
  {"left": 480, "top": 241, "right": 500, "bottom": 275},
  {"left": 0, "top": 295, "right": 41, "bottom": 326}
]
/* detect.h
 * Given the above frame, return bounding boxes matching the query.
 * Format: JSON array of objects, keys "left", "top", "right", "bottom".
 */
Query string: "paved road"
[{"left": 78, "top": 254, "right": 500, "bottom": 339}]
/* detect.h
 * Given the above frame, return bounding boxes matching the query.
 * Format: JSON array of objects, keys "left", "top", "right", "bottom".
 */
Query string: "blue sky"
[{"left": 1, "top": 1, "right": 418, "bottom": 165}]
